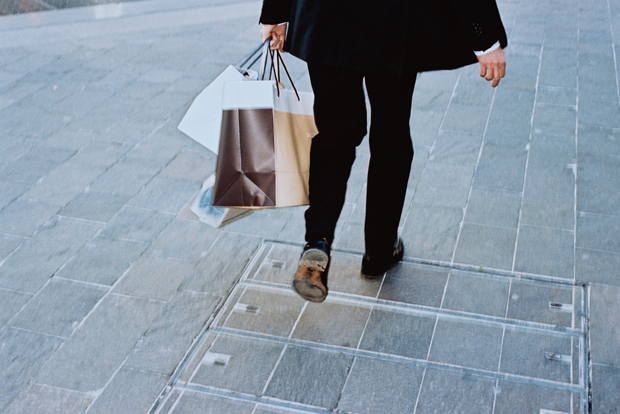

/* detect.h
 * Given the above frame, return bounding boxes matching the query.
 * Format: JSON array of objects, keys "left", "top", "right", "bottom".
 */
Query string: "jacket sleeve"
[
  {"left": 449, "top": 0, "right": 508, "bottom": 51},
  {"left": 260, "top": 0, "right": 294, "bottom": 24}
]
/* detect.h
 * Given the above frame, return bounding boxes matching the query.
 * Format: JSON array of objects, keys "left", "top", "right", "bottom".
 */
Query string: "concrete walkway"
[{"left": 0, "top": 0, "right": 618, "bottom": 412}]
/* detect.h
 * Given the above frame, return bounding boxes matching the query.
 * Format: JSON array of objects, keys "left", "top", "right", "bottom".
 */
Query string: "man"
[{"left": 260, "top": 0, "right": 507, "bottom": 302}]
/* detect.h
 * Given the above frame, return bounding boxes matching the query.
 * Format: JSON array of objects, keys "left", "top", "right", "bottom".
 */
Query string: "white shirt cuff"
[{"left": 474, "top": 41, "right": 501, "bottom": 56}]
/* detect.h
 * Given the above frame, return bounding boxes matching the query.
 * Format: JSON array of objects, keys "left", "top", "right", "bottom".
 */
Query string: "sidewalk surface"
[{"left": 0, "top": 0, "right": 619, "bottom": 412}]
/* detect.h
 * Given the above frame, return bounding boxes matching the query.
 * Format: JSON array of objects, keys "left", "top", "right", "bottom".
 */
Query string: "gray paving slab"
[
  {"left": 416, "top": 369, "right": 496, "bottom": 414},
  {"left": 8, "top": 278, "right": 106, "bottom": 337},
  {"left": 0, "top": 199, "right": 61, "bottom": 237},
  {"left": 57, "top": 236, "right": 148, "bottom": 285},
  {"left": 514, "top": 225, "right": 575, "bottom": 278},
  {"left": 0, "top": 288, "right": 32, "bottom": 328},
  {"left": 1, "top": 384, "right": 93, "bottom": 414},
  {"left": 100, "top": 206, "right": 173, "bottom": 243},
  {"left": 264, "top": 345, "right": 354, "bottom": 409},
  {"left": 86, "top": 368, "right": 169, "bottom": 414},
  {"left": 589, "top": 284, "right": 620, "bottom": 366},
  {"left": 112, "top": 256, "right": 195, "bottom": 302},
  {"left": 0, "top": 218, "right": 102, "bottom": 293},
  {"left": 34, "top": 293, "right": 164, "bottom": 392},
  {"left": 166, "top": 391, "right": 255, "bottom": 414},
  {"left": 494, "top": 381, "right": 574, "bottom": 414},
  {"left": 0, "top": 327, "right": 64, "bottom": 412},
  {"left": 591, "top": 364, "right": 620, "bottom": 414},
  {"left": 337, "top": 357, "right": 424, "bottom": 414}
]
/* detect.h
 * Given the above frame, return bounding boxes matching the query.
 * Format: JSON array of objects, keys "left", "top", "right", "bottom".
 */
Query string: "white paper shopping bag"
[{"left": 178, "top": 65, "right": 257, "bottom": 154}]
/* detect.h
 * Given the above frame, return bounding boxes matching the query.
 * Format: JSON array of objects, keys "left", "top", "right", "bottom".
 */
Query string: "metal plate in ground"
[{"left": 156, "top": 241, "right": 588, "bottom": 414}]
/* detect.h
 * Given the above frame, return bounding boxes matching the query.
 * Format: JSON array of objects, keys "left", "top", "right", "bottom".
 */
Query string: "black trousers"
[{"left": 304, "top": 62, "right": 417, "bottom": 256}]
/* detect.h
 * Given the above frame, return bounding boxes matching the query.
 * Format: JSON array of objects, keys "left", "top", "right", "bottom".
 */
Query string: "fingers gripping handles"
[{"left": 259, "top": 39, "right": 300, "bottom": 101}]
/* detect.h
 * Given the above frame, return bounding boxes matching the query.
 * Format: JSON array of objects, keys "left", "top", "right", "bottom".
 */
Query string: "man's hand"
[
  {"left": 477, "top": 47, "right": 506, "bottom": 88},
  {"left": 260, "top": 24, "right": 287, "bottom": 52}
]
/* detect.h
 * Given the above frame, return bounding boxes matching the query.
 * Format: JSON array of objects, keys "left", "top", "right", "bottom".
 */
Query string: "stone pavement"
[{"left": 0, "top": 0, "right": 619, "bottom": 412}]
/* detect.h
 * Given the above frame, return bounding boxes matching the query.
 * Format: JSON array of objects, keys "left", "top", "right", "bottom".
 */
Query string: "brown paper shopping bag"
[{"left": 212, "top": 74, "right": 317, "bottom": 208}]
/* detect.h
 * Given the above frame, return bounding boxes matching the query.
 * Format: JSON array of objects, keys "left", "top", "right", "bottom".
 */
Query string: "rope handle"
[{"left": 259, "top": 39, "right": 300, "bottom": 101}]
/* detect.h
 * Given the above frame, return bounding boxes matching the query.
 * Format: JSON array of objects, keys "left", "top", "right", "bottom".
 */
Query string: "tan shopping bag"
[{"left": 212, "top": 55, "right": 317, "bottom": 208}]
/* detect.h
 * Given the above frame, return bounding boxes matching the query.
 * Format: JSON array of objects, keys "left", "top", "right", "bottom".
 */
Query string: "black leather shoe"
[
  {"left": 361, "top": 238, "right": 404, "bottom": 278},
  {"left": 293, "top": 238, "right": 331, "bottom": 302}
]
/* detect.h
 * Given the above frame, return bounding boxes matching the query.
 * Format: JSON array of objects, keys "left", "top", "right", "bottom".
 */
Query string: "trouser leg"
[
  {"left": 304, "top": 63, "right": 368, "bottom": 245},
  {"left": 363, "top": 71, "right": 417, "bottom": 255}
]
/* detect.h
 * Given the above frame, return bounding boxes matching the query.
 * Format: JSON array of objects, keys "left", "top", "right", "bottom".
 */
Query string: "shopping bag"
[
  {"left": 190, "top": 174, "right": 252, "bottom": 227},
  {"left": 212, "top": 48, "right": 317, "bottom": 208},
  {"left": 177, "top": 65, "right": 257, "bottom": 154}
]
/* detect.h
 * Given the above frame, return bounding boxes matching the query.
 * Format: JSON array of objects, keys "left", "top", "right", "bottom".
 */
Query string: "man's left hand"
[{"left": 477, "top": 48, "right": 506, "bottom": 88}]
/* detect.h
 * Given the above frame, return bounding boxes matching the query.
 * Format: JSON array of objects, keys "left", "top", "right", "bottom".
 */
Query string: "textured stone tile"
[
  {"left": 338, "top": 357, "right": 424, "bottom": 414},
  {"left": 500, "top": 328, "right": 572, "bottom": 382},
  {"left": 589, "top": 284, "right": 620, "bottom": 366},
  {"left": 577, "top": 154, "right": 620, "bottom": 215},
  {"left": 89, "top": 160, "right": 161, "bottom": 197},
  {"left": 580, "top": 98, "right": 620, "bottom": 129},
  {"left": 576, "top": 247, "right": 620, "bottom": 286},
  {"left": 125, "top": 290, "right": 219, "bottom": 375},
  {"left": 400, "top": 204, "right": 463, "bottom": 262},
  {"left": 413, "top": 162, "right": 475, "bottom": 208},
  {"left": 429, "top": 131, "right": 482, "bottom": 165},
  {"left": 86, "top": 368, "right": 169, "bottom": 414},
  {"left": 591, "top": 364, "right": 620, "bottom": 414},
  {"left": 537, "top": 86, "right": 577, "bottom": 106},
  {"left": 0, "top": 289, "right": 32, "bottom": 328},
  {"left": 441, "top": 103, "right": 490, "bottom": 135},
  {"left": 454, "top": 223, "right": 517, "bottom": 270},
  {"left": 494, "top": 380, "right": 573, "bottom": 414},
  {"left": 0, "top": 218, "right": 101, "bottom": 293},
  {"left": 578, "top": 125, "right": 620, "bottom": 157},
  {"left": 0, "top": 328, "right": 64, "bottom": 413},
  {"left": 59, "top": 190, "right": 130, "bottom": 222},
  {"left": 0, "top": 146, "right": 75, "bottom": 183},
  {"left": 415, "top": 369, "right": 495, "bottom": 414},
  {"left": 429, "top": 319, "right": 503, "bottom": 371},
  {"left": 359, "top": 308, "right": 435, "bottom": 359},
  {"left": 100, "top": 206, "right": 173, "bottom": 243},
  {"left": 409, "top": 109, "right": 444, "bottom": 148},
  {"left": 532, "top": 104, "right": 577, "bottom": 136},
  {"left": 221, "top": 288, "right": 304, "bottom": 338},
  {"left": 122, "top": 131, "right": 187, "bottom": 168},
  {"left": 464, "top": 187, "right": 522, "bottom": 229},
  {"left": 10, "top": 279, "right": 106, "bottom": 338},
  {"left": 333, "top": 221, "right": 365, "bottom": 252},
  {"left": 128, "top": 176, "right": 199, "bottom": 214},
  {"left": 327, "top": 252, "right": 383, "bottom": 297},
  {"left": 222, "top": 208, "right": 295, "bottom": 239},
  {"left": 0, "top": 233, "right": 25, "bottom": 262},
  {"left": 146, "top": 219, "right": 219, "bottom": 263},
  {"left": 514, "top": 225, "right": 574, "bottom": 279},
  {"left": 251, "top": 243, "right": 301, "bottom": 286},
  {"left": 0, "top": 180, "right": 30, "bottom": 209},
  {"left": 184, "top": 232, "right": 261, "bottom": 295},
  {"left": 0, "top": 199, "right": 61, "bottom": 237},
  {"left": 443, "top": 271, "right": 510, "bottom": 317},
  {"left": 169, "top": 391, "right": 254, "bottom": 414},
  {"left": 506, "top": 280, "right": 573, "bottom": 327},
  {"left": 264, "top": 345, "right": 354, "bottom": 409},
  {"left": 41, "top": 127, "right": 96, "bottom": 150},
  {"left": 474, "top": 143, "right": 528, "bottom": 192},
  {"left": 378, "top": 263, "right": 448, "bottom": 307},
  {"left": 20, "top": 141, "right": 131, "bottom": 205},
  {"left": 35, "top": 294, "right": 163, "bottom": 392},
  {"left": 191, "top": 334, "right": 284, "bottom": 395},
  {"left": 114, "top": 256, "right": 194, "bottom": 301},
  {"left": 292, "top": 301, "right": 370, "bottom": 348},
  {"left": 159, "top": 150, "right": 216, "bottom": 183},
  {"left": 2, "top": 384, "right": 93, "bottom": 414},
  {"left": 57, "top": 236, "right": 148, "bottom": 286},
  {"left": 521, "top": 163, "right": 575, "bottom": 230},
  {"left": 576, "top": 212, "right": 620, "bottom": 254}
]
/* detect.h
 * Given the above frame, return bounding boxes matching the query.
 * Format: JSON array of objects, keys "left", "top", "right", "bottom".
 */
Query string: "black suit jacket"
[{"left": 260, "top": 0, "right": 507, "bottom": 76}]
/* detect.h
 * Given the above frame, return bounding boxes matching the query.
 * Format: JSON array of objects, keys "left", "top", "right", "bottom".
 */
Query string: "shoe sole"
[
  {"left": 292, "top": 278, "right": 327, "bottom": 303},
  {"left": 299, "top": 248, "right": 329, "bottom": 272}
]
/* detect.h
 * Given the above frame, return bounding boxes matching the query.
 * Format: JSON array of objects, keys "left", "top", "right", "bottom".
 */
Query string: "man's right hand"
[{"left": 260, "top": 24, "right": 287, "bottom": 52}]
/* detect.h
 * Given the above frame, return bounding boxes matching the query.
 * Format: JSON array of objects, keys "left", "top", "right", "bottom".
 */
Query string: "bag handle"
[{"left": 259, "top": 39, "right": 300, "bottom": 101}]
